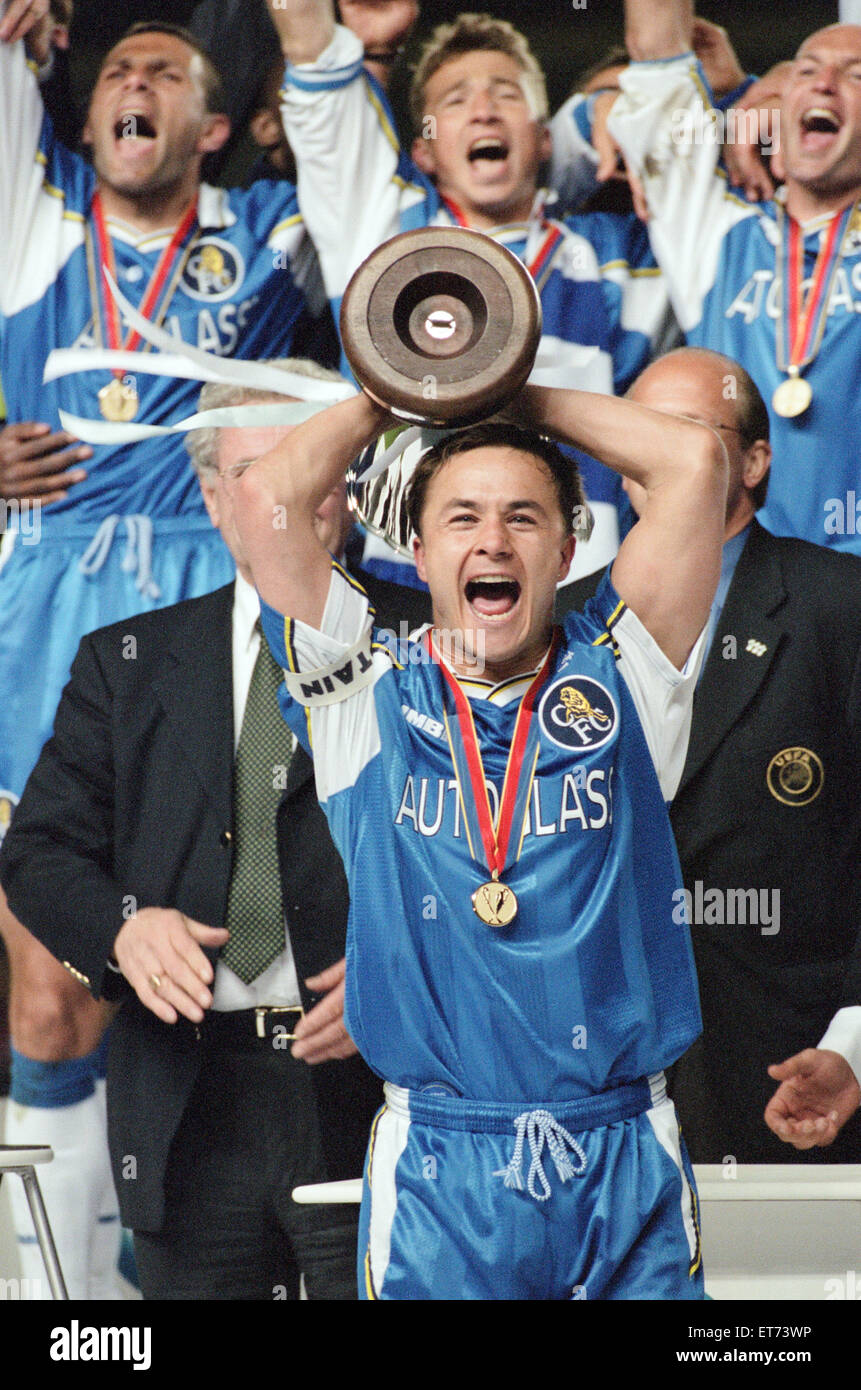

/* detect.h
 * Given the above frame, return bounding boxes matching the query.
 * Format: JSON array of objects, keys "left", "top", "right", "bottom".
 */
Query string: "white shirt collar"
[
  {"left": 198, "top": 182, "right": 236, "bottom": 230},
  {"left": 103, "top": 183, "right": 234, "bottom": 249},
  {"left": 421, "top": 625, "right": 550, "bottom": 707},
  {"left": 233, "top": 569, "right": 260, "bottom": 651}
]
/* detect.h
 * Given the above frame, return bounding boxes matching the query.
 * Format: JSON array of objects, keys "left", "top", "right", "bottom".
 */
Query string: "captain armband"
[{"left": 282, "top": 629, "right": 377, "bottom": 707}]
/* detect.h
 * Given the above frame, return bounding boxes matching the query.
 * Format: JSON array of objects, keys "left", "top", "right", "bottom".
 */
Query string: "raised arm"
[
  {"left": 0, "top": 0, "right": 93, "bottom": 337},
  {"left": 265, "top": 0, "right": 417, "bottom": 70},
  {"left": 338, "top": 1, "right": 419, "bottom": 90},
  {"left": 231, "top": 392, "right": 389, "bottom": 626},
  {"left": 265, "top": 0, "right": 414, "bottom": 301},
  {"left": 517, "top": 384, "right": 727, "bottom": 669},
  {"left": 0, "top": 0, "right": 55, "bottom": 57},
  {"left": 264, "top": 0, "right": 335, "bottom": 64},
  {"left": 0, "top": 3, "right": 50, "bottom": 303},
  {"left": 625, "top": 0, "right": 693, "bottom": 62},
  {"left": 608, "top": 10, "right": 758, "bottom": 336}
]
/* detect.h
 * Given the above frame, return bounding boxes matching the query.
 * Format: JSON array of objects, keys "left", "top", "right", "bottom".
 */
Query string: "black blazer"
[
  {"left": 668, "top": 521, "right": 861, "bottom": 1161},
  {"left": 555, "top": 530, "right": 861, "bottom": 1160},
  {"left": 0, "top": 573, "right": 430, "bottom": 1229}
]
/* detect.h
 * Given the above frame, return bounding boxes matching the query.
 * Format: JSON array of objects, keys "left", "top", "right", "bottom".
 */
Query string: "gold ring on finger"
[{"left": 150, "top": 973, "right": 163, "bottom": 991}]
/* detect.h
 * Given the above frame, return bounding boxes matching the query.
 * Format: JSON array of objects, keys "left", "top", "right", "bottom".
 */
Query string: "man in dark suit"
[
  {"left": 609, "top": 346, "right": 861, "bottom": 1163},
  {"left": 0, "top": 362, "right": 430, "bottom": 1298}
]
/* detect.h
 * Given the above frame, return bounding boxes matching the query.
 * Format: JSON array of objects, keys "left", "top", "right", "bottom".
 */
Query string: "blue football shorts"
[{"left": 359, "top": 1074, "right": 703, "bottom": 1300}]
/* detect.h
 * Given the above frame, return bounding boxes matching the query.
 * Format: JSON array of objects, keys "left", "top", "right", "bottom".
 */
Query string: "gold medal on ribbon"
[
  {"left": 98, "top": 377, "right": 140, "bottom": 422},
  {"left": 429, "top": 629, "right": 560, "bottom": 932},
  {"left": 772, "top": 371, "right": 813, "bottom": 419},
  {"left": 471, "top": 877, "right": 519, "bottom": 928},
  {"left": 86, "top": 191, "right": 198, "bottom": 424},
  {"left": 774, "top": 200, "right": 859, "bottom": 422}
]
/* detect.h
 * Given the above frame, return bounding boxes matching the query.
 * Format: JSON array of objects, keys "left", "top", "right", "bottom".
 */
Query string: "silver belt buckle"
[{"left": 255, "top": 1005, "right": 303, "bottom": 1040}]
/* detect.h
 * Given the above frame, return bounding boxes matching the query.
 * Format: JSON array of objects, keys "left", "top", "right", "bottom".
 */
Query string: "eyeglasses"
[
  {"left": 213, "top": 460, "right": 254, "bottom": 482},
  {"left": 678, "top": 412, "right": 749, "bottom": 440}
]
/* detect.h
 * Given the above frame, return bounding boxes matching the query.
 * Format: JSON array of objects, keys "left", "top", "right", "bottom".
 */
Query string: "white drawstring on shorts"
[
  {"left": 78, "top": 515, "right": 161, "bottom": 599},
  {"left": 494, "top": 1109, "right": 588, "bottom": 1202}
]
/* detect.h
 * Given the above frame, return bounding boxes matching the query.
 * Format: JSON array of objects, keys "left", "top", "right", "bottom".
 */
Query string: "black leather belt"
[{"left": 198, "top": 1005, "right": 304, "bottom": 1044}]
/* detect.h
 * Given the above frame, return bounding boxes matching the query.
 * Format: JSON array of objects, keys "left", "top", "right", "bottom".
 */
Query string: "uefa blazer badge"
[{"left": 766, "top": 747, "right": 824, "bottom": 806}]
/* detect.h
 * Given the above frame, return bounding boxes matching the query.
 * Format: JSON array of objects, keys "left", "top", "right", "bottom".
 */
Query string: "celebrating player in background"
[
  {"left": 550, "top": 18, "right": 754, "bottom": 218},
  {"left": 265, "top": 0, "right": 674, "bottom": 586},
  {"left": 225, "top": 366, "right": 728, "bottom": 1298},
  {"left": 610, "top": 0, "right": 861, "bottom": 554},
  {"left": 0, "top": 0, "right": 333, "bottom": 1298}
]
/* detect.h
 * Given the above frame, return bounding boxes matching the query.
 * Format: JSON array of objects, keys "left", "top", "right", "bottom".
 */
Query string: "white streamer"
[
  {"left": 42, "top": 265, "right": 577, "bottom": 527},
  {"left": 44, "top": 346, "right": 354, "bottom": 401},
  {"left": 100, "top": 270, "right": 355, "bottom": 403},
  {"left": 58, "top": 400, "right": 333, "bottom": 446},
  {"left": 353, "top": 425, "right": 426, "bottom": 482},
  {"left": 42, "top": 265, "right": 358, "bottom": 445}
]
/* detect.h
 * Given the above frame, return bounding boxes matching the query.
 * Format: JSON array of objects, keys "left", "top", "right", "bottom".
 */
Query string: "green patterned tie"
[{"left": 221, "top": 625, "right": 293, "bottom": 983}]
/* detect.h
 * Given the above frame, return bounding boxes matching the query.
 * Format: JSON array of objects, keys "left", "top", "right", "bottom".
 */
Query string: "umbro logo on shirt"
[{"left": 401, "top": 705, "right": 445, "bottom": 739}]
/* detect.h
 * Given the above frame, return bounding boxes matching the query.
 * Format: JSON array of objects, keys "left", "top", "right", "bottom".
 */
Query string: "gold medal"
[
  {"left": 472, "top": 878, "right": 518, "bottom": 928},
  {"left": 87, "top": 192, "right": 198, "bottom": 425},
  {"left": 772, "top": 374, "right": 812, "bottom": 419},
  {"left": 430, "top": 628, "right": 561, "bottom": 934},
  {"left": 98, "top": 377, "right": 140, "bottom": 422},
  {"left": 774, "top": 201, "right": 858, "bottom": 421}
]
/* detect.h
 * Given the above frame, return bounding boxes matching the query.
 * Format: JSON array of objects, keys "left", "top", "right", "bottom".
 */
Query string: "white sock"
[
  {"left": 86, "top": 1075, "right": 123, "bottom": 1300},
  {"left": 5, "top": 1048, "right": 118, "bottom": 1300}
]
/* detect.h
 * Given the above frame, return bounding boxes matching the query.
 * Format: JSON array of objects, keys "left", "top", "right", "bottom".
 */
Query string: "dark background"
[{"left": 67, "top": 1, "right": 844, "bottom": 149}]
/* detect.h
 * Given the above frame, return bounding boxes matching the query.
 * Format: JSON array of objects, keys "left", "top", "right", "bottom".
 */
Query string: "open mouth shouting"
[
  {"left": 468, "top": 136, "right": 510, "bottom": 165},
  {"left": 799, "top": 106, "right": 842, "bottom": 150},
  {"left": 465, "top": 574, "right": 522, "bottom": 621},
  {"left": 115, "top": 110, "right": 158, "bottom": 143}
]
